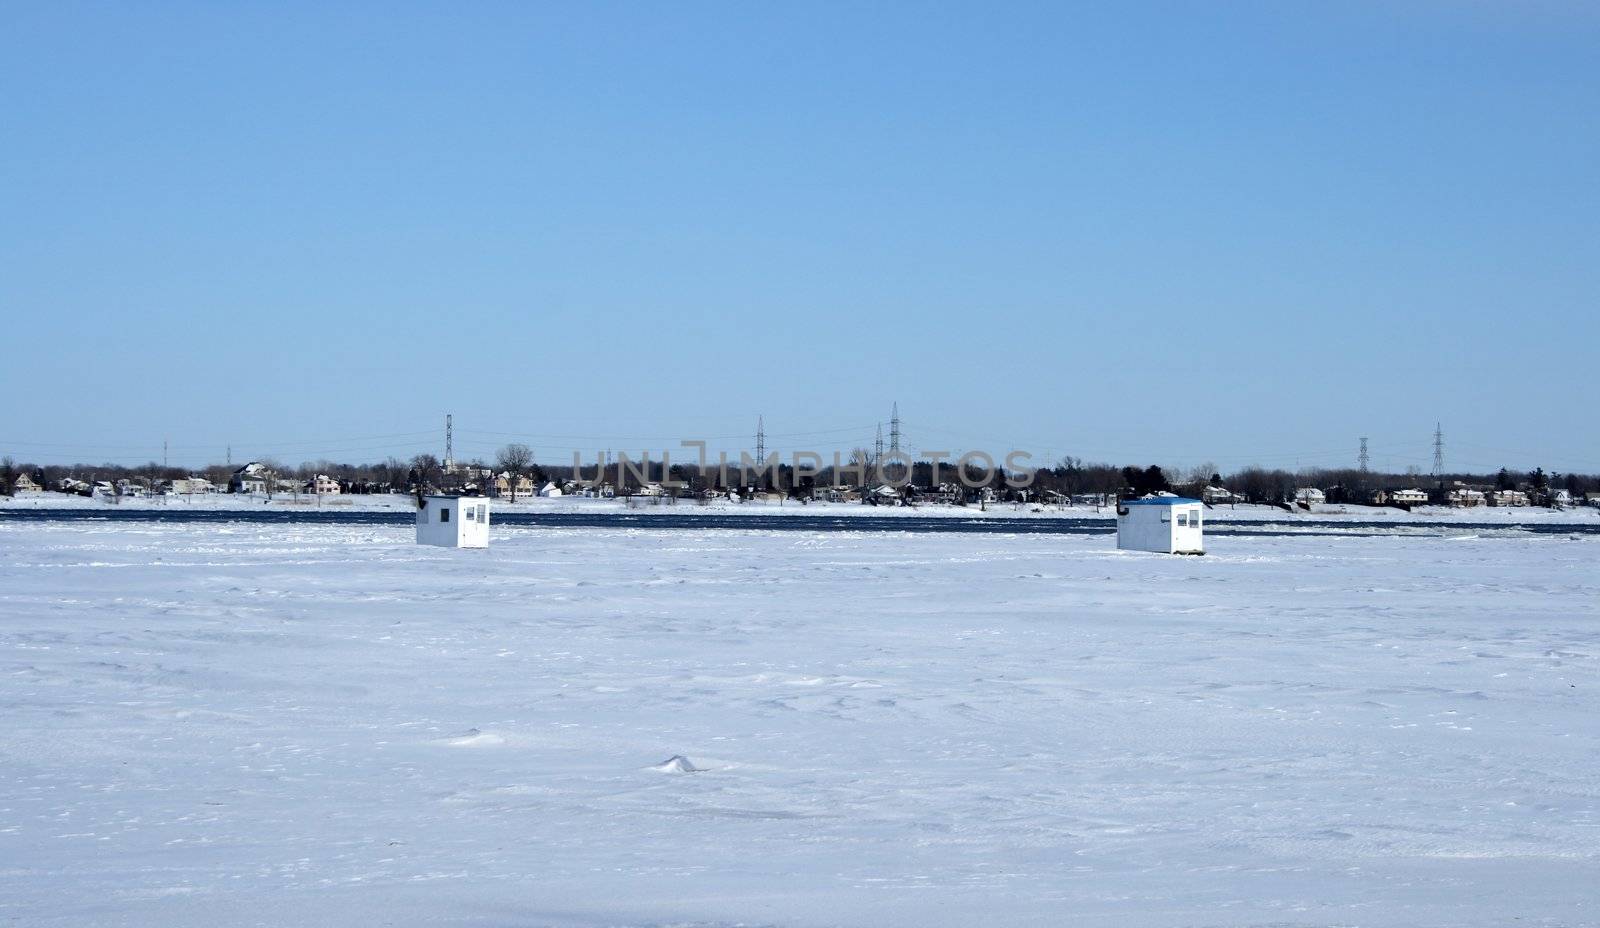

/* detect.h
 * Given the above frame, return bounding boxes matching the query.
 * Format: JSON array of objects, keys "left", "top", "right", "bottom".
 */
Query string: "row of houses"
[
  {"left": 16, "top": 464, "right": 355, "bottom": 498},
  {"left": 487, "top": 474, "right": 617, "bottom": 499},
  {"left": 1434, "top": 487, "right": 1572, "bottom": 508},
  {"left": 488, "top": 478, "right": 1002, "bottom": 506},
  {"left": 1289, "top": 484, "right": 1591, "bottom": 508},
  {"left": 1187, "top": 482, "right": 1600, "bottom": 510},
  {"left": 37, "top": 465, "right": 353, "bottom": 498},
  {"left": 35, "top": 476, "right": 189, "bottom": 499},
  {"left": 225, "top": 464, "right": 370, "bottom": 496}
]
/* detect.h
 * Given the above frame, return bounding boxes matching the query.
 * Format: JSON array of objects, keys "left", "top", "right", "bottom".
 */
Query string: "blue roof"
[{"left": 1121, "top": 497, "right": 1202, "bottom": 506}]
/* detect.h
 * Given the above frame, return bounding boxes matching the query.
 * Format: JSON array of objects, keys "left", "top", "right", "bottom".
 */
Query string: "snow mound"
[
  {"left": 443, "top": 728, "right": 506, "bottom": 748},
  {"left": 650, "top": 754, "right": 700, "bottom": 774}
]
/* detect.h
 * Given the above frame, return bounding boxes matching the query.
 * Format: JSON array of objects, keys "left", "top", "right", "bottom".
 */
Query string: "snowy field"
[
  {"left": 6, "top": 489, "right": 1600, "bottom": 526},
  {"left": 1, "top": 521, "right": 1598, "bottom": 927}
]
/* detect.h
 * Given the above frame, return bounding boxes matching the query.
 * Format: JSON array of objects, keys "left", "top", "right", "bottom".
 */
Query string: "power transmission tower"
[
  {"left": 755, "top": 415, "right": 766, "bottom": 462},
  {"left": 1432, "top": 423, "right": 1444, "bottom": 476},
  {"left": 874, "top": 422, "right": 884, "bottom": 466},
  {"left": 889, "top": 402, "right": 901, "bottom": 454},
  {"left": 444, "top": 414, "right": 454, "bottom": 470},
  {"left": 1358, "top": 437, "right": 1369, "bottom": 473},
  {"left": 226, "top": 445, "right": 231, "bottom": 468},
  {"left": 163, "top": 438, "right": 168, "bottom": 470}
]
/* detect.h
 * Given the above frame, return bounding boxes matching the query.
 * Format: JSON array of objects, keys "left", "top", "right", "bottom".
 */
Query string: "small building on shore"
[
  {"left": 307, "top": 474, "right": 341, "bottom": 496},
  {"left": 229, "top": 463, "right": 270, "bottom": 495},
  {"left": 1295, "top": 487, "right": 1326, "bottom": 506},
  {"left": 1486, "top": 489, "right": 1529, "bottom": 507},
  {"left": 1390, "top": 487, "right": 1429, "bottom": 506},
  {"left": 492, "top": 473, "right": 536, "bottom": 499}
]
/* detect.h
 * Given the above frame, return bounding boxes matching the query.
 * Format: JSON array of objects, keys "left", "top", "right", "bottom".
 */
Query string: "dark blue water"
[{"left": 3, "top": 507, "right": 1596, "bottom": 537}]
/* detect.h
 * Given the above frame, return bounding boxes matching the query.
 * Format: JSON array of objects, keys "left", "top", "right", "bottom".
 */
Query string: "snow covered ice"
[{"left": 1, "top": 519, "right": 1597, "bottom": 926}]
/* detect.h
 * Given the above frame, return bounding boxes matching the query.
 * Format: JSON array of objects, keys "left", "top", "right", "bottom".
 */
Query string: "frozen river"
[
  {"left": 4, "top": 504, "right": 1599, "bottom": 538},
  {"left": 1, "top": 521, "right": 1596, "bottom": 926}
]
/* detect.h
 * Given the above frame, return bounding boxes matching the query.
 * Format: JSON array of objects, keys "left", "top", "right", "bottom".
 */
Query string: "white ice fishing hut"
[
  {"left": 1116, "top": 497, "right": 1204, "bottom": 555},
  {"left": 416, "top": 495, "right": 490, "bottom": 548}
]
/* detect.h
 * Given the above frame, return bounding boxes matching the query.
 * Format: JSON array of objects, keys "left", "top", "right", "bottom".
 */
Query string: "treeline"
[
  {"left": 0, "top": 457, "right": 415, "bottom": 495},
  {"left": 1029, "top": 460, "right": 1598, "bottom": 503},
  {"left": 6, "top": 450, "right": 1596, "bottom": 503}
]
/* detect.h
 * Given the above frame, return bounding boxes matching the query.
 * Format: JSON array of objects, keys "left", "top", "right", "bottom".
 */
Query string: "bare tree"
[
  {"left": 848, "top": 448, "right": 875, "bottom": 490},
  {"left": 256, "top": 458, "right": 286, "bottom": 500},
  {"left": 410, "top": 454, "right": 442, "bottom": 492},
  {"left": 495, "top": 443, "right": 533, "bottom": 501}
]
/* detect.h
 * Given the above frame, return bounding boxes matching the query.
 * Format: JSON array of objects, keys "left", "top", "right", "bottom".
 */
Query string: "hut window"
[
  {"left": 1177, "top": 512, "right": 1188, "bottom": 527},
  {"left": 440, "top": 509, "right": 450, "bottom": 523}
]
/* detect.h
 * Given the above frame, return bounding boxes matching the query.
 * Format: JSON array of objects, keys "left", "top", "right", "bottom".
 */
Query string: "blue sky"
[{"left": 3, "top": 2, "right": 1597, "bottom": 474}]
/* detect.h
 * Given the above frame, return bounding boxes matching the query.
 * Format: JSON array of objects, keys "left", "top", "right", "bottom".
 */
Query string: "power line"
[
  {"left": 0, "top": 429, "right": 439, "bottom": 451},
  {"left": 455, "top": 424, "right": 878, "bottom": 442}
]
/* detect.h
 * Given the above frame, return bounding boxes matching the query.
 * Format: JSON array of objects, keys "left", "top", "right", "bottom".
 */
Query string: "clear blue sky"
[{"left": 3, "top": 2, "right": 1596, "bottom": 474}]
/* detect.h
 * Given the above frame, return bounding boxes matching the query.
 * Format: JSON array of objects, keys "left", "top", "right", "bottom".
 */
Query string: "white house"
[
  {"left": 492, "top": 473, "right": 535, "bottom": 499},
  {"left": 1117, "top": 497, "right": 1205, "bottom": 555},
  {"left": 537, "top": 481, "right": 563, "bottom": 498},
  {"left": 57, "top": 477, "right": 91, "bottom": 495},
  {"left": 230, "top": 462, "right": 270, "bottom": 495},
  {"left": 1486, "top": 489, "right": 1529, "bottom": 507},
  {"left": 1388, "top": 487, "right": 1429, "bottom": 506},
  {"left": 307, "top": 474, "right": 341, "bottom": 495},
  {"left": 415, "top": 495, "right": 490, "bottom": 548},
  {"left": 1294, "top": 487, "right": 1326, "bottom": 506}
]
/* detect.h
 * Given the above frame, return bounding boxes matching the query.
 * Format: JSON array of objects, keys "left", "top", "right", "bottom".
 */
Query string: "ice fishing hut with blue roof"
[{"left": 1116, "top": 496, "right": 1204, "bottom": 554}]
